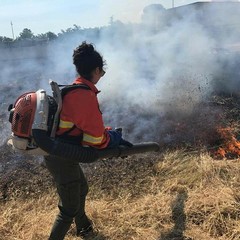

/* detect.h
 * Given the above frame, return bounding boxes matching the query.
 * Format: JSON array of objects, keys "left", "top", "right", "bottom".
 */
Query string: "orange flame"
[{"left": 213, "top": 127, "right": 240, "bottom": 159}]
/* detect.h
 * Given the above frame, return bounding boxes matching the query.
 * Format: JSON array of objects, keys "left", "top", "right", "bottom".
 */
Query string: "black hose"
[
  {"left": 97, "top": 142, "right": 160, "bottom": 158},
  {"left": 32, "top": 129, "right": 98, "bottom": 163},
  {"left": 32, "top": 129, "right": 160, "bottom": 163}
]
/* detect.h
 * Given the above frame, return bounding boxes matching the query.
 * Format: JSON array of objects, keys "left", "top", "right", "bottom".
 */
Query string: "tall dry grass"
[{"left": 1, "top": 150, "right": 240, "bottom": 240}]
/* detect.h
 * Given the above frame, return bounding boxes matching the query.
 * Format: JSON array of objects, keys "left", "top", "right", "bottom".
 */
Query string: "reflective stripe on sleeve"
[
  {"left": 83, "top": 133, "right": 105, "bottom": 144},
  {"left": 59, "top": 119, "right": 74, "bottom": 129}
]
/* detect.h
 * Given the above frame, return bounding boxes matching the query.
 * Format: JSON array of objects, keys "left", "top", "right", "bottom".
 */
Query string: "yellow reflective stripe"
[
  {"left": 83, "top": 133, "right": 104, "bottom": 144},
  {"left": 59, "top": 119, "right": 74, "bottom": 129}
]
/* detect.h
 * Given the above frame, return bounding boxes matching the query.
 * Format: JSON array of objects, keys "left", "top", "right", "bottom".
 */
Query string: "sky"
[{"left": 0, "top": 0, "right": 212, "bottom": 38}]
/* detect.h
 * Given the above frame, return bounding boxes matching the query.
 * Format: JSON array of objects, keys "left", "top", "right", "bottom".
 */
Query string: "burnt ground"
[{"left": 0, "top": 144, "right": 53, "bottom": 201}]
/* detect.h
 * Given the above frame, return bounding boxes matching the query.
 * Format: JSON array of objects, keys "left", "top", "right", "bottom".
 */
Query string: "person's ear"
[{"left": 95, "top": 67, "right": 101, "bottom": 75}]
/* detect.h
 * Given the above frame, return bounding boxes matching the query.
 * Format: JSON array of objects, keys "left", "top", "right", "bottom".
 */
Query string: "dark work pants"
[{"left": 45, "top": 155, "right": 90, "bottom": 240}]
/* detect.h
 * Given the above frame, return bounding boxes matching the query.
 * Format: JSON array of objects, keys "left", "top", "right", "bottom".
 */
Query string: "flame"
[{"left": 213, "top": 127, "right": 240, "bottom": 159}]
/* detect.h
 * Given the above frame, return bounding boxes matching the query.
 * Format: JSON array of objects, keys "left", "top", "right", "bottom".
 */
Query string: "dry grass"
[{"left": 1, "top": 150, "right": 240, "bottom": 239}]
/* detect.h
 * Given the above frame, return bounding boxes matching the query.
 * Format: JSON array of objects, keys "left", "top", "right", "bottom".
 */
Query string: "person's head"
[{"left": 73, "top": 41, "right": 106, "bottom": 84}]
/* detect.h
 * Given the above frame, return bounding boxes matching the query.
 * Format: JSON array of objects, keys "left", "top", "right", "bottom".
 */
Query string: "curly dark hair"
[{"left": 72, "top": 41, "right": 105, "bottom": 80}]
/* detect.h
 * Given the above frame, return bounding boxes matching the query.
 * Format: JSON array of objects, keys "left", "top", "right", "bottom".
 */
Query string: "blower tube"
[{"left": 32, "top": 129, "right": 160, "bottom": 163}]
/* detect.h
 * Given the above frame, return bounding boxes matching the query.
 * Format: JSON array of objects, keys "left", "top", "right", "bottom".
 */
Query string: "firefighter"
[{"left": 44, "top": 41, "right": 132, "bottom": 240}]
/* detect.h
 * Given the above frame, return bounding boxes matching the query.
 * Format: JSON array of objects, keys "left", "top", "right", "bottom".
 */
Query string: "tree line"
[
  {"left": 1, "top": 28, "right": 57, "bottom": 42},
  {"left": 0, "top": 24, "right": 103, "bottom": 46},
  {"left": 0, "top": 4, "right": 161, "bottom": 47}
]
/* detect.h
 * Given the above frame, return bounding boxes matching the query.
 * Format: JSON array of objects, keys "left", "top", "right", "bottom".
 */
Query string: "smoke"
[
  {"left": 96, "top": 12, "right": 218, "bottom": 143},
  {"left": 1, "top": 2, "right": 240, "bottom": 147}
]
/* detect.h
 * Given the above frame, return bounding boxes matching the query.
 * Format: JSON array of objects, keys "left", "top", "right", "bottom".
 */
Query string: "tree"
[
  {"left": 18, "top": 28, "right": 34, "bottom": 40},
  {"left": 0, "top": 36, "right": 13, "bottom": 42},
  {"left": 37, "top": 31, "right": 57, "bottom": 41},
  {"left": 45, "top": 31, "right": 57, "bottom": 40},
  {"left": 59, "top": 24, "right": 81, "bottom": 36}
]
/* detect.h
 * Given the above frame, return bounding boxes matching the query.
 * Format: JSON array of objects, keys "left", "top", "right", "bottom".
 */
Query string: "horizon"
[{"left": 0, "top": 0, "right": 213, "bottom": 39}]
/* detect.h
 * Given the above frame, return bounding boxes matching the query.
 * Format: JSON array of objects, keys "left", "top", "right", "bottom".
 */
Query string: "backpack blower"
[{"left": 8, "top": 81, "right": 160, "bottom": 163}]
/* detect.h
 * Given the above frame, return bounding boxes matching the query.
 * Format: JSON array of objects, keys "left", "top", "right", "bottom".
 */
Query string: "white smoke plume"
[{"left": 0, "top": 2, "right": 240, "bottom": 147}]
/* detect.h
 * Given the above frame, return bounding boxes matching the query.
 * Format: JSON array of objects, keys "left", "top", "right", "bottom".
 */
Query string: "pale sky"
[{"left": 0, "top": 0, "right": 219, "bottom": 38}]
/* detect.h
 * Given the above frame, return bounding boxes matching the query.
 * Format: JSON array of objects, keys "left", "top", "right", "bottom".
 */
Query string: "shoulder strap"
[{"left": 60, "top": 84, "right": 91, "bottom": 98}]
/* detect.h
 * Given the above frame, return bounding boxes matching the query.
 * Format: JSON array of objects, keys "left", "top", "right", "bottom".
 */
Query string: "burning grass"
[
  {"left": 211, "top": 126, "right": 240, "bottom": 159},
  {"left": 207, "top": 95, "right": 240, "bottom": 160}
]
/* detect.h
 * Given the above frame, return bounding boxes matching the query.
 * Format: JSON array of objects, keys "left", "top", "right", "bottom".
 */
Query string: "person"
[{"left": 44, "top": 41, "right": 132, "bottom": 240}]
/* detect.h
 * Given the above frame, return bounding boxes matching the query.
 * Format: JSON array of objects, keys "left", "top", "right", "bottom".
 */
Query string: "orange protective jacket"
[{"left": 56, "top": 77, "right": 110, "bottom": 149}]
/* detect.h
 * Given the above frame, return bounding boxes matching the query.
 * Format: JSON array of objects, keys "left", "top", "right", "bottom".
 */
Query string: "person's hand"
[
  {"left": 107, "top": 130, "right": 133, "bottom": 148},
  {"left": 115, "top": 128, "right": 133, "bottom": 147}
]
